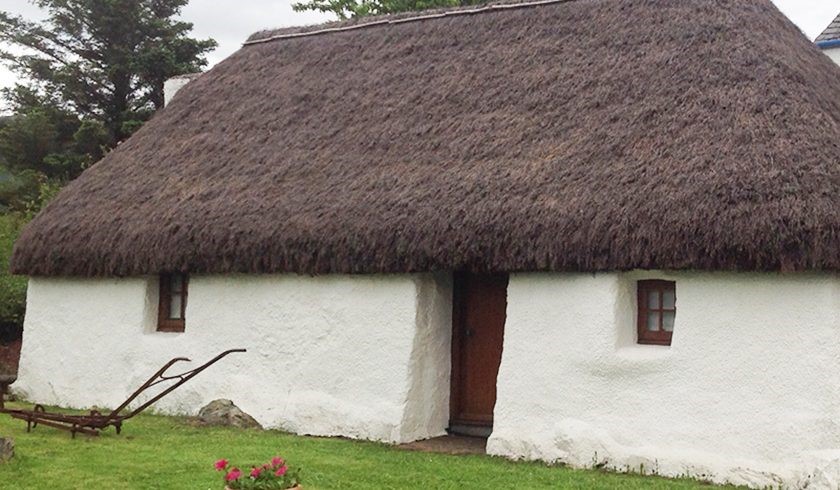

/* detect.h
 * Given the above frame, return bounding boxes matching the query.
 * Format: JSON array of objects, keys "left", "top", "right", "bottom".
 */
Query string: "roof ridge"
[{"left": 244, "top": 0, "right": 575, "bottom": 46}]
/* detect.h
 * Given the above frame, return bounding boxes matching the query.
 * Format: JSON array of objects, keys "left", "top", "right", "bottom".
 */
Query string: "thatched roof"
[{"left": 11, "top": 0, "right": 840, "bottom": 277}]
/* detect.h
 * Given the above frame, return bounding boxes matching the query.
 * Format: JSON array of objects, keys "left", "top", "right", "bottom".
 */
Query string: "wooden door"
[{"left": 450, "top": 272, "right": 508, "bottom": 433}]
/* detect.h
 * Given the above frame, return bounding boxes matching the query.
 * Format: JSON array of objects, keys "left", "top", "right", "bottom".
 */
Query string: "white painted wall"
[
  {"left": 15, "top": 273, "right": 452, "bottom": 443},
  {"left": 16, "top": 269, "right": 840, "bottom": 488},
  {"left": 822, "top": 47, "right": 840, "bottom": 66},
  {"left": 489, "top": 271, "right": 840, "bottom": 488}
]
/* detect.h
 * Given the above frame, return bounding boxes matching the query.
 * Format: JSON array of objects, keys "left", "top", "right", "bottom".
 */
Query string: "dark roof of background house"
[
  {"left": 11, "top": 0, "right": 840, "bottom": 277},
  {"left": 817, "top": 12, "right": 840, "bottom": 43}
]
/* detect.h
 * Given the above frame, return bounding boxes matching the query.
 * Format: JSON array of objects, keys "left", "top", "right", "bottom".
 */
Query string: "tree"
[
  {"left": 0, "top": 0, "right": 217, "bottom": 144},
  {"left": 0, "top": 85, "right": 108, "bottom": 209},
  {"left": 0, "top": 1, "right": 216, "bottom": 345},
  {"left": 293, "top": 0, "right": 487, "bottom": 20}
]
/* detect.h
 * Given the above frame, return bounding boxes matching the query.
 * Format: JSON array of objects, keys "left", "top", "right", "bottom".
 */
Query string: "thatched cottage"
[{"left": 9, "top": 0, "right": 840, "bottom": 487}]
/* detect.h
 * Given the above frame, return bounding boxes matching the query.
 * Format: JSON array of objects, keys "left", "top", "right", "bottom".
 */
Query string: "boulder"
[
  {"left": 0, "top": 438, "right": 13, "bottom": 463},
  {"left": 198, "top": 399, "right": 262, "bottom": 429}
]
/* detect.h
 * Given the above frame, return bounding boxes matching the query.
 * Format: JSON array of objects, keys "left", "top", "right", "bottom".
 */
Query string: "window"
[
  {"left": 158, "top": 273, "right": 188, "bottom": 332},
  {"left": 637, "top": 280, "right": 675, "bottom": 345}
]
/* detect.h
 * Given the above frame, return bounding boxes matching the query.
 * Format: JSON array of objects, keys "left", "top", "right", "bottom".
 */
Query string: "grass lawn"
[{"left": 0, "top": 402, "right": 738, "bottom": 489}]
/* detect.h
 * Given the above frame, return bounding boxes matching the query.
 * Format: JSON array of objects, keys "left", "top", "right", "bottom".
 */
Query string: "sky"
[{"left": 0, "top": 0, "right": 837, "bottom": 93}]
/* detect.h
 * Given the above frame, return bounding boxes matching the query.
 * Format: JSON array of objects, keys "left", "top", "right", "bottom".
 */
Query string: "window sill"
[
  {"left": 155, "top": 327, "right": 185, "bottom": 333},
  {"left": 637, "top": 338, "right": 672, "bottom": 346},
  {"left": 615, "top": 344, "right": 673, "bottom": 363}
]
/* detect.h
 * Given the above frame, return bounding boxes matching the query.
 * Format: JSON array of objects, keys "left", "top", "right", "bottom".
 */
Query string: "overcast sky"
[{"left": 0, "top": 0, "right": 837, "bottom": 92}]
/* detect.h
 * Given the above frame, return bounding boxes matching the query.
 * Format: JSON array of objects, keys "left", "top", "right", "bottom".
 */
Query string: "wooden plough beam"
[{"left": 0, "top": 349, "right": 246, "bottom": 438}]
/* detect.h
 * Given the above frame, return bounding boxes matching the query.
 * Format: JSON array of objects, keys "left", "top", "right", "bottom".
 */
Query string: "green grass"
[{"left": 0, "top": 402, "right": 736, "bottom": 489}]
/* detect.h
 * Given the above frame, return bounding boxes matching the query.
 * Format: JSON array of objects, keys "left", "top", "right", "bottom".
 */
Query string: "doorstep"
[{"left": 397, "top": 435, "right": 487, "bottom": 456}]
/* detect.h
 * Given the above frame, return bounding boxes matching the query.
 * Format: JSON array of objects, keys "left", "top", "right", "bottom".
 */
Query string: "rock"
[
  {"left": 198, "top": 399, "right": 262, "bottom": 429},
  {"left": 0, "top": 438, "right": 13, "bottom": 463}
]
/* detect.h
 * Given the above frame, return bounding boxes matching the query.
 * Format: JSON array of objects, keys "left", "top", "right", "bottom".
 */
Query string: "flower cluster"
[{"left": 214, "top": 455, "right": 300, "bottom": 489}]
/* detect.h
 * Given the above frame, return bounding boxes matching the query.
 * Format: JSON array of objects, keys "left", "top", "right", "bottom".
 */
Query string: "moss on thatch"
[{"left": 11, "top": 0, "right": 840, "bottom": 276}]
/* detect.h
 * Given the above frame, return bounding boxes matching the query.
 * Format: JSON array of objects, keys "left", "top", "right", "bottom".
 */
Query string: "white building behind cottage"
[{"left": 818, "top": 12, "right": 840, "bottom": 65}]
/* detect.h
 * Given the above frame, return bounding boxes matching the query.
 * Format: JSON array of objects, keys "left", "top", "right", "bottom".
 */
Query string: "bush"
[{"left": 0, "top": 212, "right": 29, "bottom": 343}]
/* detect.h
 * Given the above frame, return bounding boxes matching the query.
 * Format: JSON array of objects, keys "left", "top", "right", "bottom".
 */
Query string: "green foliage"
[
  {"left": 0, "top": 107, "right": 103, "bottom": 183},
  {"left": 0, "top": 169, "right": 39, "bottom": 213},
  {"left": 0, "top": 402, "right": 740, "bottom": 489},
  {"left": 0, "top": 0, "right": 216, "bottom": 339},
  {"left": 293, "top": 0, "right": 487, "bottom": 19},
  {"left": 25, "top": 177, "right": 62, "bottom": 215},
  {"left": 0, "top": 0, "right": 217, "bottom": 142},
  {"left": 0, "top": 1, "right": 216, "bottom": 341},
  {"left": 71, "top": 119, "right": 109, "bottom": 161},
  {"left": 0, "top": 177, "right": 58, "bottom": 342},
  {"left": 0, "top": 105, "right": 106, "bottom": 211},
  {"left": 0, "top": 109, "right": 63, "bottom": 175},
  {"left": 0, "top": 213, "right": 28, "bottom": 342}
]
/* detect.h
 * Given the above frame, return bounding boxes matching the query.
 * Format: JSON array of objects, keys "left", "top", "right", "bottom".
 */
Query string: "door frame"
[
  {"left": 449, "top": 272, "right": 470, "bottom": 426},
  {"left": 449, "top": 271, "right": 508, "bottom": 431}
]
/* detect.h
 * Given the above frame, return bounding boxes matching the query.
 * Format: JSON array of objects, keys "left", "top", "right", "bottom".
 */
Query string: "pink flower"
[
  {"left": 271, "top": 456, "right": 285, "bottom": 467},
  {"left": 226, "top": 468, "right": 242, "bottom": 481},
  {"left": 214, "top": 459, "right": 228, "bottom": 471},
  {"left": 250, "top": 467, "right": 262, "bottom": 478},
  {"left": 275, "top": 466, "right": 288, "bottom": 477}
]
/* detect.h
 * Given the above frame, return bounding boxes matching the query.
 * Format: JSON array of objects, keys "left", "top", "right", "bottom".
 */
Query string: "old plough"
[{"left": 0, "top": 348, "right": 245, "bottom": 438}]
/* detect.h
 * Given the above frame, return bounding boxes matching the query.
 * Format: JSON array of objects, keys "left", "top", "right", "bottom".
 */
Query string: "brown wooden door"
[{"left": 450, "top": 272, "right": 508, "bottom": 430}]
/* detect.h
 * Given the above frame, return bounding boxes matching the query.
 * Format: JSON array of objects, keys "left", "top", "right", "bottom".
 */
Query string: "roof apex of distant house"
[{"left": 816, "top": 10, "right": 840, "bottom": 48}]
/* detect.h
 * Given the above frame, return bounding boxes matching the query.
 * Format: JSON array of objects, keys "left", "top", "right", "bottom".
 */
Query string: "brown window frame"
[
  {"left": 637, "top": 279, "right": 675, "bottom": 346},
  {"left": 157, "top": 273, "right": 188, "bottom": 332}
]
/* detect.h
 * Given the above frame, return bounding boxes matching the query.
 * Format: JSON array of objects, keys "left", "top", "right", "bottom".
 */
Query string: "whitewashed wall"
[
  {"left": 15, "top": 273, "right": 452, "bottom": 443},
  {"left": 823, "top": 47, "right": 840, "bottom": 67},
  {"left": 489, "top": 271, "right": 840, "bottom": 488},
  {"left": 16, "top": 269, "right": 840, "bottom": 487}
]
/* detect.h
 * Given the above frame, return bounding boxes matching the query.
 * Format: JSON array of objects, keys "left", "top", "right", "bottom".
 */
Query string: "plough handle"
[{"left": 113, "top": 349, "right": 246, "bottom": 420}]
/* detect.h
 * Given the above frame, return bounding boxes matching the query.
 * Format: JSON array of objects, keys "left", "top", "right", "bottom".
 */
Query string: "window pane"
[
  {"left": 663, "top": 289, "right": 676, "bottom": 309},
  {"left": 170, "top": 294, "right": 182, "bottom": 319},
  {"left": 647, "top": 290, "right": 660, "bottom": 309},
  {"left": 171, "top": 274, "right": 182, "bottom": 293},
  {"left": 647, "top": 312, "right": 659, "bottom": 331},
  {"left": 663, "top": 311, "right": 675, "bottom": 332}
]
